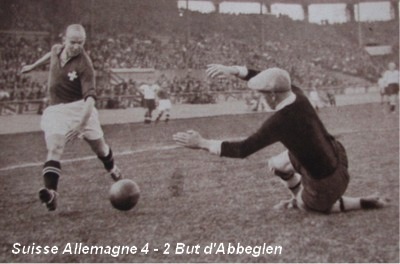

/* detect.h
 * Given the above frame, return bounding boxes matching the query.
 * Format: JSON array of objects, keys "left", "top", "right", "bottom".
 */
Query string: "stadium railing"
[
  {"left": 0, "top": 85, "right": 378, "bottom": 116},
  {"left": 0, "top": 91, "right": 250, "bottom": 115},
  {"left": 0, "top": 99, "right": 48, "bottom": 115}
]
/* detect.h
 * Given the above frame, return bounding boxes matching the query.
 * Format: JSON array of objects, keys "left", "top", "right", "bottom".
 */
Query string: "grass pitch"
[{"left": 0, "top": 103, "right": 398, "bottom": 263}]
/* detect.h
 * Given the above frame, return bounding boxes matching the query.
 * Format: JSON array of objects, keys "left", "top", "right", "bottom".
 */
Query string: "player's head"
[
  {"left": 388, "top": 62, "right": 396, "bottom": 70},
  {"left": 63, "top": 24, "right": 86, "bottom": 57},
  {"left": 247, "top": 68, "right": 292, "bottom": 109}
]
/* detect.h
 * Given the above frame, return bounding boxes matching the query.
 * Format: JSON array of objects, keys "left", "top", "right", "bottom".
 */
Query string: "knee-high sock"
[
  {"left": 98, "top": 148, "right": 114, "bottom": 171},
  {"left": 275, "top": 170, "right": 301, "bottom": 196},
  {"left": 43, "top": 160, "right": 61, "bottom": 190}
]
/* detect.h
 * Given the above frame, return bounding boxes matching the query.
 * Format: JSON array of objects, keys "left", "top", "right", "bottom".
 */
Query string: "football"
[{"left": 109, "top": 179, "right": 140, "bottom": 211}]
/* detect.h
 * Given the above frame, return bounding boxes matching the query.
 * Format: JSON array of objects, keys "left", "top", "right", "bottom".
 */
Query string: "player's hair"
[{"left": 65, "top": 24, "right": 86, "bottom": 39}]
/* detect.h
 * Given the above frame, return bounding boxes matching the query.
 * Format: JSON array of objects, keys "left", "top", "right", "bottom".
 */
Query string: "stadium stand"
[{"left": 0, "top": 0, "right": 398, "bottom": 114}]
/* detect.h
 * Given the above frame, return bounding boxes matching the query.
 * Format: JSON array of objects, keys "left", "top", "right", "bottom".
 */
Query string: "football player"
[
  {"left": 140, "top": 79, "right": 159, "bottom": 124},
  {"left": 155, "top": 89, "right": 172, "bottom": 123},
  {"left": 382, "top": 62, "right": 399, "bottom": 113},
  {"left": 174, "top": 64, "right": 389, "bottom": 214},
  {"left": 378, "top": 77, "right": 388, "bottom": 105},
  {"left": 21, "top": 24, "right": 123, "bottom": 211}
]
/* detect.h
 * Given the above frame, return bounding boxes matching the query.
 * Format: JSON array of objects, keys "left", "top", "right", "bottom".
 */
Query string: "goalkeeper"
[{"left": 174, "top": 64, "right": 389, "bottom": 214}]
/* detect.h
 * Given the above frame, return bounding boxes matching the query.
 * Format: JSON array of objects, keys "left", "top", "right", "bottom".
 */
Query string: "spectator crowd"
[{"left": 0, "top": 1, "right": 398, "bottom": 110}]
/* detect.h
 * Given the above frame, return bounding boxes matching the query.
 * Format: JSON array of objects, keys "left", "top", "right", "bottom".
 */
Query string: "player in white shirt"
[
  {"left": 155, "top": 89, "right": 172, "bottom": 123},
  {"left": 382, "top": 62, "right": 399, "bottom": 113},
  {"left": 140, "top": 81, "right": 159, "bottom": 124},
  {"left": 309, "top": 87, "right": 324, "bottom": 111},
  {"left": 378, "top": 77, "right": 387, "bottom": 105}
]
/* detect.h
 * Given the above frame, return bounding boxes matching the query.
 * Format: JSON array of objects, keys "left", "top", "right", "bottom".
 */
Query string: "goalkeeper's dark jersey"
[{"left": 220, "top": 70, "right": 338, "bottom": 179}]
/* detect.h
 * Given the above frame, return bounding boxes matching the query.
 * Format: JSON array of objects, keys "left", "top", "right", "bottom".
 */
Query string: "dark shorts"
[
  {"left": 385, "top": 83, "right": 399, "bottom": 95},
  {"left": 144, "top": 99, "right": 156, "bottom": 111},
  {"left": 290, "top": 140, "right": 350, "bottom": 213}
]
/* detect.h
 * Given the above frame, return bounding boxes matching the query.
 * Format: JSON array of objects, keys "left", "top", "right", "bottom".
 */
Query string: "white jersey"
[
  {"left": 158, "top": 99, "right": 172, "bottom": 111},
  {"left": 383, "top": 70, "right": 399, "bottom": 85},
  {"left": 141, "top": 84, "right": 159, "bottom": 99},
  {"left": 378, "top": 78, "right": 386, "bottom": 92},
  {"left": 309, "top": 90, "right": 324, "bottom": 108}
]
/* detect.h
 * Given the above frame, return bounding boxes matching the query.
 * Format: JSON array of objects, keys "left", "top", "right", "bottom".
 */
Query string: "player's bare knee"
[
  {"left": 47, "top": 142, "right": 65, "bottom": 158},
  {"left": 268, "top": 156, "right": 281, "bottom": 172},
  {"left": 268, "top": 152, "right": 293, "bottom": 177},
  {"left": 87, "top": 138, "right": 109, "bottom": 156},
  {"left": 93, "top": 145, "right": 109, "bottom": 157}
]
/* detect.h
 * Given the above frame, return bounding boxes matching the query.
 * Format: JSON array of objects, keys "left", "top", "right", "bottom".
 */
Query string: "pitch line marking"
[
  {"left": 0, "top": 145, "right": 181, "bottom": 172},
  {"left": 0, "top": 127, "right": 397, "bottom": 172},
  {"left": 0, "top": 136, "right": 244, "bottom": 172}
]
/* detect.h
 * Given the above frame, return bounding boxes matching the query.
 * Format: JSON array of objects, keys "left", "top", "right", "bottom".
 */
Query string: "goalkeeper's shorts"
[{"left": 292, "top": 140, "right": 350, "bottom": 213}]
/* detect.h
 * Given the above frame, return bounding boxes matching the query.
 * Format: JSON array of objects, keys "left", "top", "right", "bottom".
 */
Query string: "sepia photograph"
[{"left": 0, "top": 0, "right": 399, "bottom": 262}]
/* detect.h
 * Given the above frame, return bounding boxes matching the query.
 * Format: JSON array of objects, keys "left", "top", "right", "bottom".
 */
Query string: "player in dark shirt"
[
  {"left": 21, "top": 24, "right": 123, "bottom": 211},
  {"left": 174, "top": 64, "right": 388, "bottom": 214}
]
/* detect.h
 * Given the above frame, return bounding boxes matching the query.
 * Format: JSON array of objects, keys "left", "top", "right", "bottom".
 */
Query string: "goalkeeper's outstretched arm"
[{"left": 173, "top": 130, "right": 222, "bottom": 155}]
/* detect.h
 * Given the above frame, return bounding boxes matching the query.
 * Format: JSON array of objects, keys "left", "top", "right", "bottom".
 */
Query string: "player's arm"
[
  {"left": 80, "top": 96, "right": 96, "bottom": 124},
  {"left": 78, "top": 96, "right": 95, "bottom": 129},
  {"left": 219, "top": 127, "right": 278, "bottom": 158},
  {"left": 206, "top": 64, "right": 260, "bottom": 80},
  {"left": 76, "top": 62, "right": 97, "bottom": 128},
  {"left": 173, "top": 118, "right": 280, "bottom": 158},
  {"left": 65, "top": 96, "right": 95, "bottom": 143},
  {"left": 173, "top": 130, "right": 223, "bottom": 155},
  {"left": 66, "top": 60, "right": 97, "bottom": 143},
  {"left": 21, "top": 51, "right": 51, "bottom": 73},
  {"left": 138, "top": 85, "right": 146, "bottom": 95}
]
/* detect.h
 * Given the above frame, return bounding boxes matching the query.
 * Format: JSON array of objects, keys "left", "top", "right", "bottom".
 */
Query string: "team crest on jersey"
[{"left": 68, "top": 71, "right": 78, "bottom": 81}]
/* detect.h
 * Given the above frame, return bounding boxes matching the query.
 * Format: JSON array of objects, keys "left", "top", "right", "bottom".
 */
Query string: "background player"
[
  {"left": 140, "top": 79, "right": 159, "bottom": 124},
  {"left": 174, "top": 64, "right": 389, "bottom": 214},
  {"left": 378, "top": 76, "right": 388, "bottom": 105},
  {"left": 308, "top": 86, "right": 325, "bottom": 111},
  {"left": 21, "top": 24, "right": 123, "bottom": 211},
  {"left": 155, "top": 88, "right": 172, "bottom": 123},
  {"left": 382, "top": 62, "right": 399, "bottom": 113}
]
